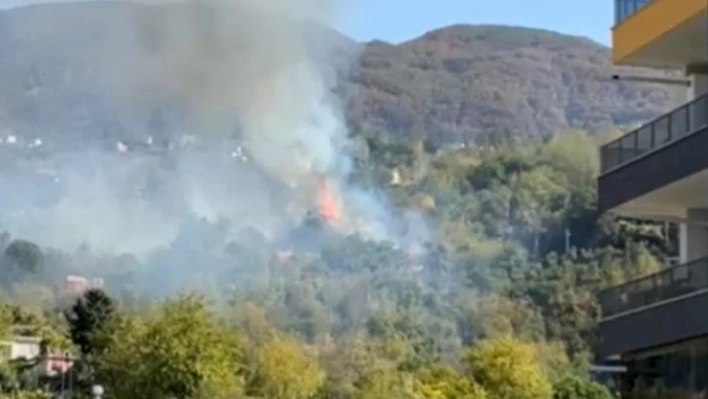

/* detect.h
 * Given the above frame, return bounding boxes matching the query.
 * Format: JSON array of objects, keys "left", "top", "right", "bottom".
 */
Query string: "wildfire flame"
[
  {"left": 317, "top": 177, "right": 340, "bottom": 222},
  {"left": 276, "top": 251, "right": 293, "bottom": 262}
]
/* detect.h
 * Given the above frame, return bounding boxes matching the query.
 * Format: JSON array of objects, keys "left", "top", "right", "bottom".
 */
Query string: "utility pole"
[{"left": 565, "top": 228, "right": 571, "bottom": 253}]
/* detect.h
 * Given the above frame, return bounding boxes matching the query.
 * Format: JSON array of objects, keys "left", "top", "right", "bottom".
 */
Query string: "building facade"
[
  {"left": 598, "top": 1, "right": 708, "bottom": 398},
  {"left": 0, "top": 336, "right": 73, "bottom": 377},
  {"left": 0, "top": 336, "right": 42, "bottom": 361}
]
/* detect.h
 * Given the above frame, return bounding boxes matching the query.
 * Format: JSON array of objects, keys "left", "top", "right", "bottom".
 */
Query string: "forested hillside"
[
  {"left": 0, "top": 2, "right": 680, "bottom": 145},
  {"left": 0, "top": 2, "right": 680, "bottom": 398},
  {"left": 345, "top": 26, "right": 680, "bottom": 143},
  {"left": 0, "top": 132, "right": 669, "bottom": 398}
]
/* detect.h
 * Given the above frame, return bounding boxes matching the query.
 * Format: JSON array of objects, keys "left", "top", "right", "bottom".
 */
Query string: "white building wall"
[
  {"left": 689, "top": 74, "right": 708, "bottom": 99},
  {"left": 687, "top": 74, "right": 708, "bottom": 136},
  {"left": 679, "top": 209, "right": 708, "bottom": 264},
  {"left": 0, "top": 337, "right": 42, "bottom": 360}
]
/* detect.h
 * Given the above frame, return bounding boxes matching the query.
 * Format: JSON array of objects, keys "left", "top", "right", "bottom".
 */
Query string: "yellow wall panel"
[{"left": 612, "top": 0, "right": 706, "bottom": 63}]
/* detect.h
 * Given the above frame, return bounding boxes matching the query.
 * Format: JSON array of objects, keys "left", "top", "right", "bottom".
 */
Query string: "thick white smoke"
[
  {"left": 104, "top": 0, "right": 349, "bottom": 180},
  {"left": 0, "top": 0, "right": 423, "bottom": 257}
]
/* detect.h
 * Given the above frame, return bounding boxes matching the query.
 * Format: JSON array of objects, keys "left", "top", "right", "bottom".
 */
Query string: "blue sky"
[
  {"left": 337, "top": 0, "right": 611, "bottom": 45},
  {"left": 0, "top": 0, "right": 613, "bottom": 46}
]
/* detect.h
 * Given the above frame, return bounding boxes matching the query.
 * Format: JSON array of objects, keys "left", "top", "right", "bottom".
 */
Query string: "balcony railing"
[
  {"left": 614, "top": 0, "right": 654, "bottom": 24},
  {"left": 600, "top": 94, "right": 708, "bottom": 173},
  {"left": 599, "top": 256, "right": 708, "bottom": 318}
]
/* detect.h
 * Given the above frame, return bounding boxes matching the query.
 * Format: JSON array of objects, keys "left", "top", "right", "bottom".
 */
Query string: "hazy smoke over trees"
[{"left": 0, "top": 0, "right": 429, "bottom": 297}]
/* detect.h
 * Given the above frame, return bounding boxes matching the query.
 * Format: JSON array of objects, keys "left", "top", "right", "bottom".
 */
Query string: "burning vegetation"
[
  {"left": 0, "top": 0, "right": 652, "bottom": 396},
  {"left": 317, "top": 177, "right": 340, "bottom": 223}
]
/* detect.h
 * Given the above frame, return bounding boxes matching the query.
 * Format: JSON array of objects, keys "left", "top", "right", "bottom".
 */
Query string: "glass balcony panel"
[
  {"left": 692, "top": 261, "right": 708, "bottom": 289},
  {"left": 669, "top": 107, "right": 686, "bottom": 142},
  {"left": 619, "top": 132, "right": 637, "bottom": 164},
  {"left": 600, "top": 94, "right": 708, "bottom": 173},
  {"left": 600, "top": 142, "right": 622, "bottom": 171},
  {"left": 635, "top": 124, "right": 654, "bottom": 156},
  {"left": 600, "top": 257, "right": 708, "bottom": 318},
  {"left": 688, "top": 96, "right": 708, "bottom": 135}
]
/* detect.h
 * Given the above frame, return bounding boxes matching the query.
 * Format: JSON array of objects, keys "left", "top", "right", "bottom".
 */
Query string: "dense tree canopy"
[
  {"left": 94, "top": 295, "right": 244, "bottom": 399},
  {"left": 553, "top": 375, "right": 614, "bottom": 399},
  {"left": 464, "top": 336, "right": 553, "bottom": 399},
  {"left": 0, "top": 131, "right": 670, "bottom": 398}
]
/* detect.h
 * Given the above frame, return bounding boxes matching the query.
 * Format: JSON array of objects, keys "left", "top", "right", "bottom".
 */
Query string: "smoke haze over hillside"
[{"left": 0, "top": 0, "right": 424, "bottom": 268}]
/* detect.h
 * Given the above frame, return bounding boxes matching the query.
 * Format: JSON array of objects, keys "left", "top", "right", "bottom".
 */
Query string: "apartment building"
[{"left": 598, "top": 0, "right": 708, "bottom": 398}]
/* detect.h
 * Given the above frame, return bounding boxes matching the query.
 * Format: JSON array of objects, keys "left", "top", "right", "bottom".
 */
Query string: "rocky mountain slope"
[{"left": 0, "top": 2, "right": 681, "bottom": 146}]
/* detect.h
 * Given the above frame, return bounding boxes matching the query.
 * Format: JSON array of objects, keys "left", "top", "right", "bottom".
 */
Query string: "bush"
[
  {"left": 464, "top": 337, "right": 552, "bottom": 399},
  {"left": 553, "top": 375, "right": 613, "bottom": 399}
]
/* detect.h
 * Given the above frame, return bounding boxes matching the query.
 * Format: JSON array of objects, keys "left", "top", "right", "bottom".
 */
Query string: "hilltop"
[
  {"left": 345, "top": 25, "right": 680, "bottom": 143},
  {"left": 0, "top": 2, "right": 680, "bottom": 145}
]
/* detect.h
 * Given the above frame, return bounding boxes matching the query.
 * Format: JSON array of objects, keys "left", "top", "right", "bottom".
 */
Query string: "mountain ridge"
[
  {"left": 343, "top": 24, "right": 680, "bottom": 143},
  {"left": 0, "top": 2, "right": 681, "bottom": 145}
]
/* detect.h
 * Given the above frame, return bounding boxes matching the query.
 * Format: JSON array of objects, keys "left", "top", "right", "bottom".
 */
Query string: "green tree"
[
  {"left": 1, "top": 240, "right": 44, "bottom": 289},
  {"left": 464, "top": 337, "right": 552, "bottom": 399},
  {"left": 474, "top": 295, "right": 545, "bottom": 342},
  {"left": 413, "top": 365, "right": 487, "bottom": 399},
  {"left": 246, "top": 335, "right": 325, "bottom": 399},
  {"left": 553, "top": 375, "right": 613, "bottom": 399},
  {"left": 0, "top": 391, "right": 52, "bottom": 399},
  {"left": 95, "top": 295, "right": 244, "bottom": 399},
  {"left": 356, "top": 365, "right": 413, "bottom": 399},
  {"left": 64, "top": 289, "right": 116, "bottom": 356}
]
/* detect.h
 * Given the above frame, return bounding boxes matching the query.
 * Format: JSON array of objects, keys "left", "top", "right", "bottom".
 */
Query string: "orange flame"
[
  {"left": 276, "top": 251, "right": 293, "bottom": 262},
  {"left": 317, "top": 178, "right": 340, "bottom": 222}
]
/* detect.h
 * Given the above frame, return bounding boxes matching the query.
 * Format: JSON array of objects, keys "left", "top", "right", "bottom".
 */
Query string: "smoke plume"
[{"left": 0, "top": 0, "right": 427, "bottom": 268}]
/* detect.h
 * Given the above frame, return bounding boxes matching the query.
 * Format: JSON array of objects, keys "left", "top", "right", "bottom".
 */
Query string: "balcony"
[
  {"left": 601, "top": 94, "right": 708, "bottom": 174},
  {"left": 598, "top": 94, "right": 708, "bottom": 214},
  {"left": 598, "top": 256, "right": 708, "bottom": 357},
  {"left": 611, "top": 0, "right": 708, "bottom": 66},
  {"left": 599, "top": 256, "right": 708, "bottom": 318},
  {"left": 615, "top": 0, "right": 654, "bottom": 24}
]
